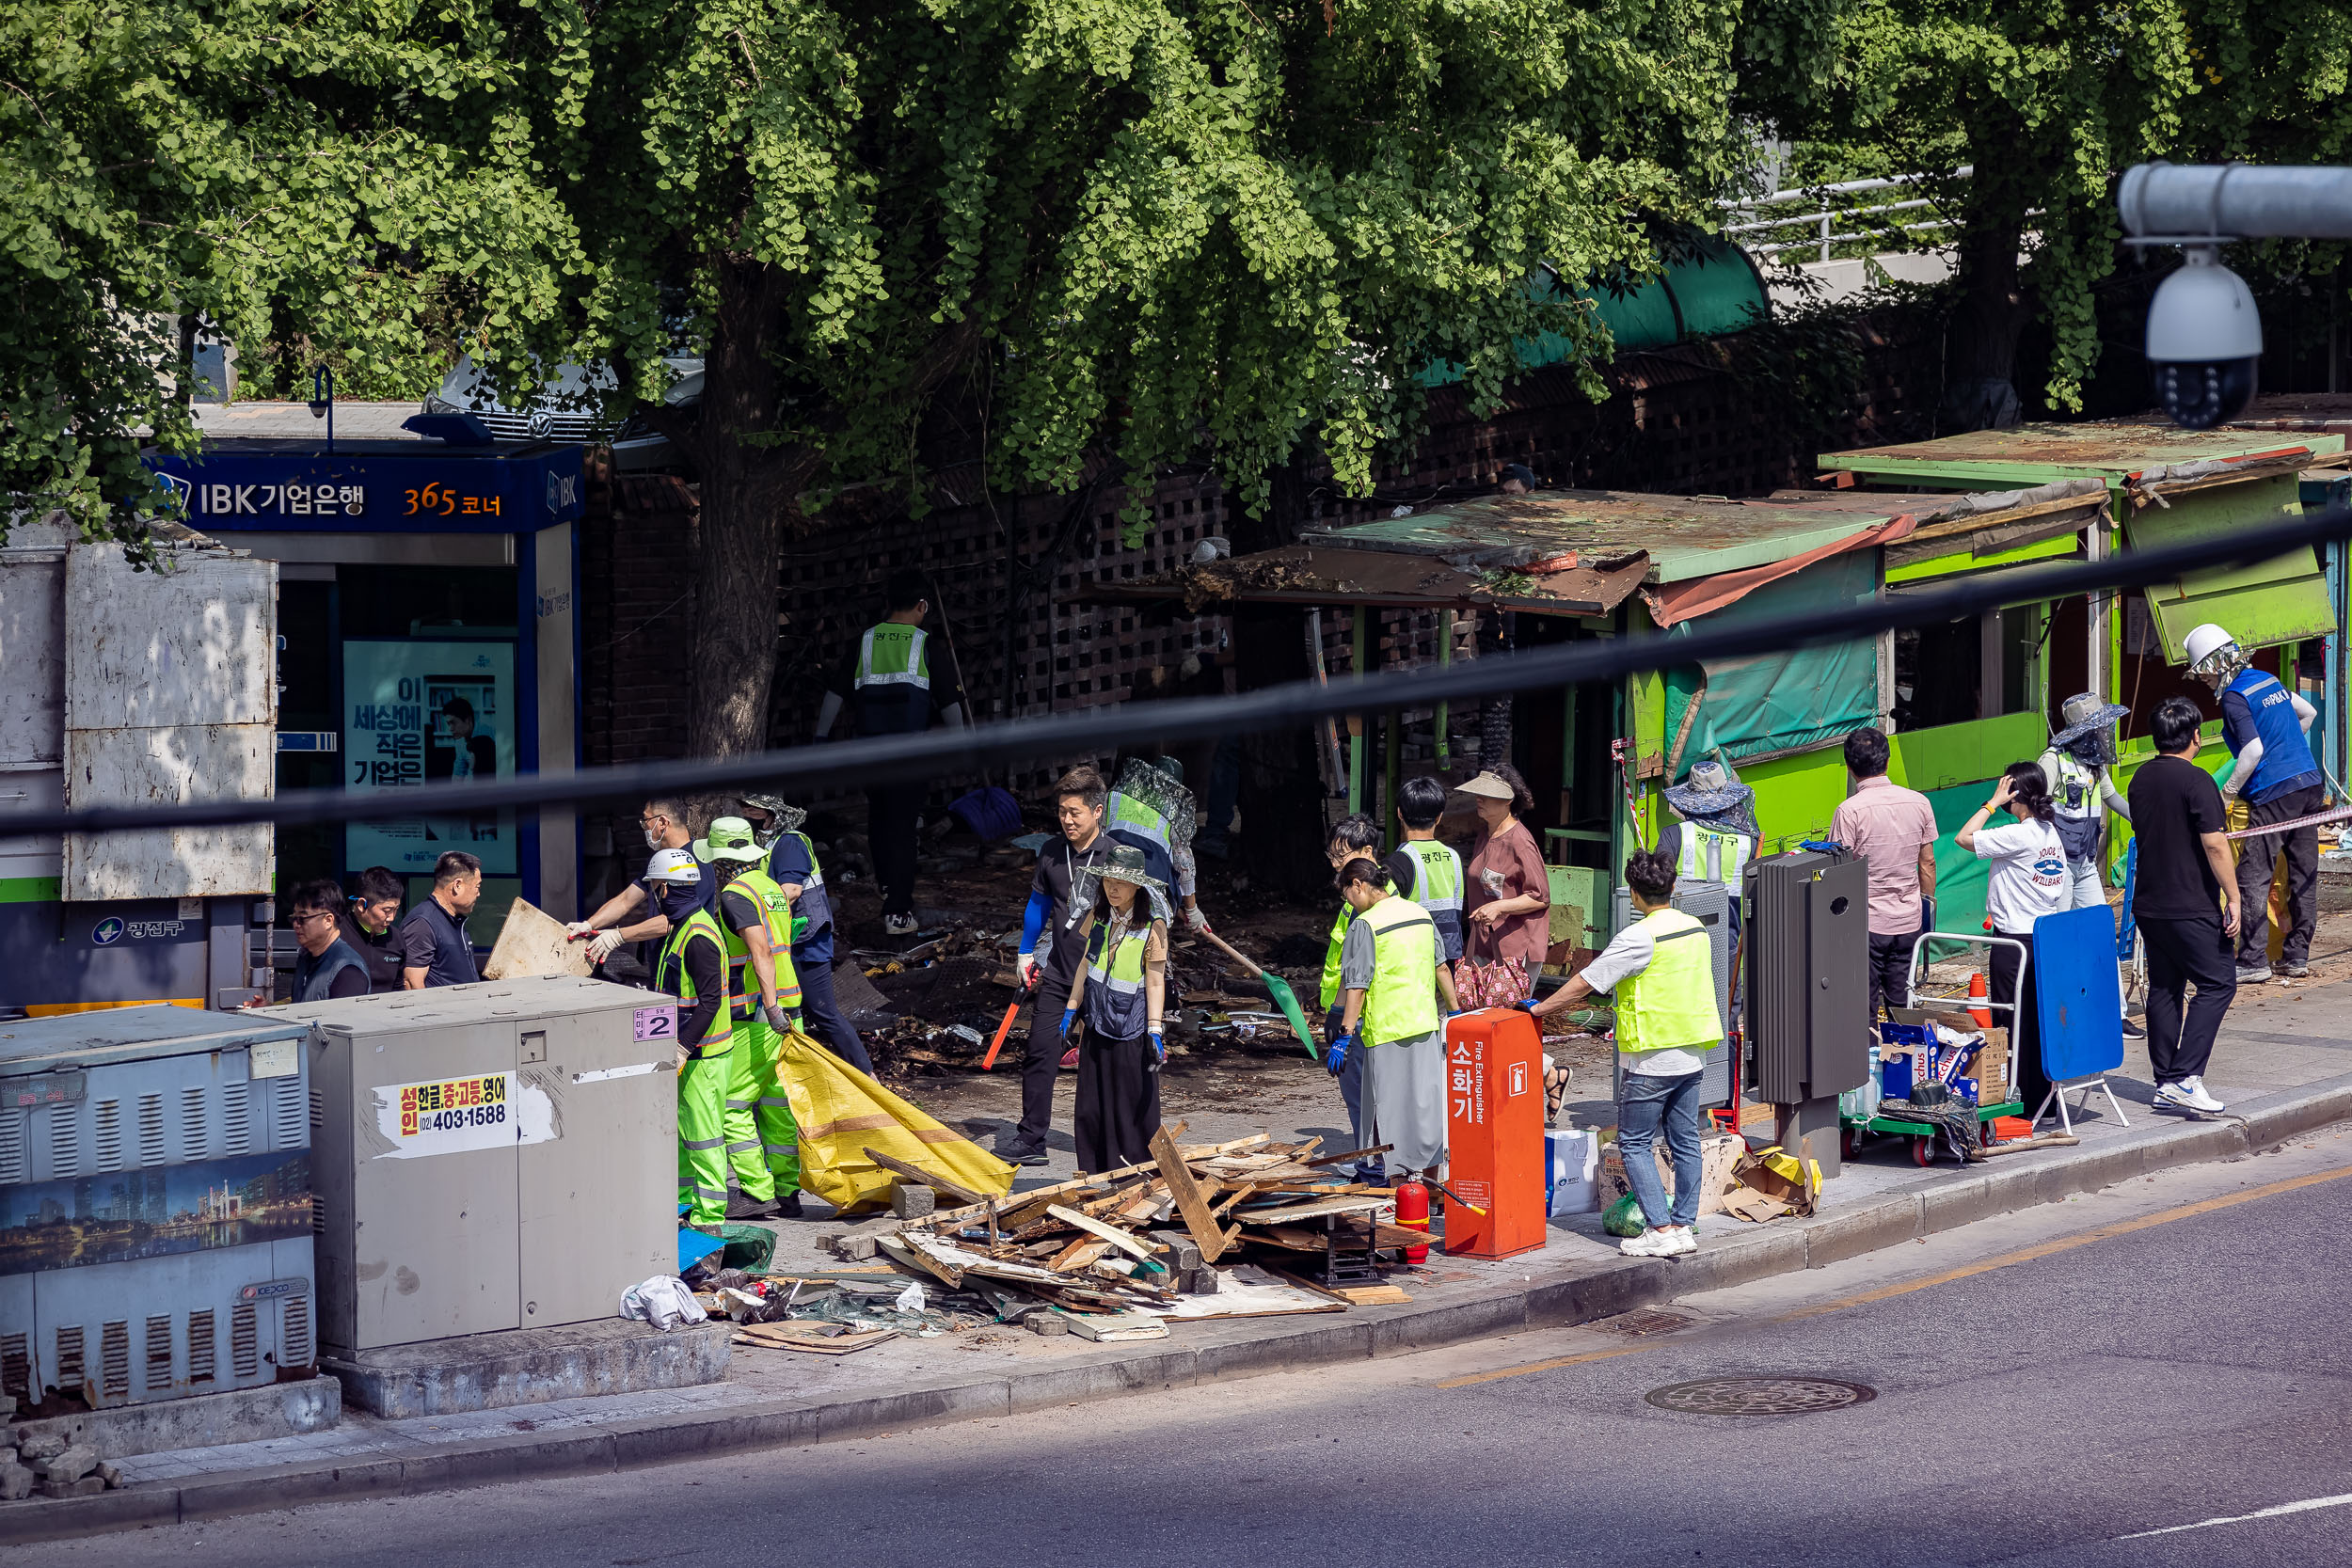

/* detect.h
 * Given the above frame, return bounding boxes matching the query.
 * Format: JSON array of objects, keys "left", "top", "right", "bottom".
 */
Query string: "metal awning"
[{"left": 1079, "top": 543, "right": 1654, "bottom": 617}]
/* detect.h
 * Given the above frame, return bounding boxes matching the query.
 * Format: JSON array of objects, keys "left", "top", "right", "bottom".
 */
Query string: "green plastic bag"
[
  {"left": 718, "top": 1223, "right": 777, "bottom": 1275},
  {"left": 1602, "top": 1194, "right": 1647, "bottom": 1238}
]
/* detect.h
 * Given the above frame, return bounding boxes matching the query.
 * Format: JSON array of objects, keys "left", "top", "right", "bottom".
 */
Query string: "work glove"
[
  {"left": 1059, "top": 1006, "right": 1078, "bottom": 1040},
  {"left": 1326, "top": 1033, "right": 1355, "bottom": 1076},
  {"left": 1184, "top": 905, "right": 1211, "bottom": 934},
  {"left": 564, "top": 921, "right": 596, "bottom": 941},
  {"left": 1323, "top": 1005, "right": 1345, "bottom": 1044},
  {"left": 1018, "top": 952, "right": 1041, "bottom": 989},
  {"left": 1149, "top": 1030, "right": 1166, "bottom": 1069},
  {"left": 1508, "top": 997, "right": 1540, "bottom": 1013},
  {"left": 761, "top": 1003, "right": 791, "bottom": 1036},
  {"left": 586, "top": 929, "right": 625, "bottom": 964}
]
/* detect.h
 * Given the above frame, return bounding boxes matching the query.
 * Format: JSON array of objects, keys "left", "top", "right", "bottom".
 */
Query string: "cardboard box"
[{"left": 1599, "top": 1131, "right": 1743, "bottom": 1215}]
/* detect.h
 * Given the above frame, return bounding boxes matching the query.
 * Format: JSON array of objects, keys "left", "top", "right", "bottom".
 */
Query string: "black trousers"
[
  {"left": 1017, "top": 975, "right": 1072, "bottom": 1144},
  {"left": 2140, "top": 909, "right": 2236, "bottom": 1084},
  {"left": 2236, "top": 784, "right": 2322, "bottom": 967},
  {"left": 868, "top": 780, "right": 925, "bottom": 919},
  {"left": 794, "top": 942, "right": 875, "bottom": 1075},
  {"left": 1867, "top": 931, "right": 1918, "bottom": 1022},
  {"left": 1074, "top": 1030, "right": 1163, "bottom": 1174},
  {"left": 1989, "top": 930, "right": 2046, "bottom": 1112}
]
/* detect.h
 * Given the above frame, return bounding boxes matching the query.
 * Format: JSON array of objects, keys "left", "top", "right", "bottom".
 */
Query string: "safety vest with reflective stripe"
[
  {"left": 1614, "top": 908, "right": 1720, "bottom": 1061},
  {"left": 1399, "top": 838, "right": 1466, "bottom": 961},
  {"left": 855, "top": 624, "right": 930, "bottom": 689},
  {"left": 1319, "top": 901, "right": 1354, "bottom": 1011},
  {"left": 721, "top": 867, "right": 804, "bottom": 1020},
  {"left": 1083, "top": 918, "right": 1154, "bottom": 1041},
  {"left": 1675, "top": 824, "right": 1751, "bottom": 890},
  {"left": 656, "top": 909, "right": 734, "bottom": 1057},
  {"left": 1359, "top": 895, "right": 1440, "bottom": 1048}
]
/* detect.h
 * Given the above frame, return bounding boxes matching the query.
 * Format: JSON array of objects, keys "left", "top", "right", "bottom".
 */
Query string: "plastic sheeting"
[
  {"left": 1662, "top": 554, "right": 1881, "bottom": 770},
  {"left": 775, "top": 1029, "right": 1016, "bottom": 1214}
]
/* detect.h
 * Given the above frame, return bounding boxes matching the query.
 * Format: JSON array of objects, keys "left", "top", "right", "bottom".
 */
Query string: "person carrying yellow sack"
[
  {"left": 707, "top": 816, "right": 806, "bottom": 1221},
  {"left": 647, "top": 847, "right": 732, "bottom": 1232}
]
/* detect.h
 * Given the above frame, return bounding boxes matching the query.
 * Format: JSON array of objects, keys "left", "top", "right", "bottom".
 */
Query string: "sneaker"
[
  {"left": 883, "top": 912, "right": 919, "bottom": 937},
  {"left": 2281, "top": 960, "right": 2311, "bottom": 979},
  {"left": 1619, "top": 1227, "right": 1678, "bottom": 1258},
  {"left": 2179, "top": 1074, "right": 2226, "bottom": 1112},
  {"left": 2121, "top": 1016, "right": 2146, "bottom": 1039},
  {"left": 997, "top": 1135, "right": 1050, "bottom": 1166},
  {"left": 2156, "top": 1079, "right": 2226, "bottom": 1114},
  {"left": 2236, "top": 962, "right": 2274, "bottom": 984},
  {"left": 1058, "top": 1046, "right": 1080, "bottom": 1070},
  {"left": 724, "top": 1191, "right": 783, "bottom": 1221},
  {"left": 1351, "top": 1162, "right": 1388, "bottom": 1183}
]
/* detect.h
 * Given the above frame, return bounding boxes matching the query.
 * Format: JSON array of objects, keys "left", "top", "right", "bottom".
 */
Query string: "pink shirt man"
[{"left": 1832, "top": 774, "right": 1940, "bottom": 934}]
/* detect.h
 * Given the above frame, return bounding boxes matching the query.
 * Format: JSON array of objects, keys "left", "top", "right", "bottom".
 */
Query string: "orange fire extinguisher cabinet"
[{"left": 1442, "top": 1007, "right": 1548, "bottom": 1259}]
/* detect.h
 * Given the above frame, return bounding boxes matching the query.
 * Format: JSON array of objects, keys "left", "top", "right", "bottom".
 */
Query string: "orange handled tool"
[{"left": 981, "top": 982, "right": 1035, "bottom": 1070}]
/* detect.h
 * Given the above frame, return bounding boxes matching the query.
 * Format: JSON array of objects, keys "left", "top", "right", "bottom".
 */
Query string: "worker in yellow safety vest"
[
  {"left": 1526, "top": 847, "right": 1720, "bottom": 1259},
  {"left": 1319, "top": 814, "right": 1383, "bottom": 1180},
  {"left": 707, "top": 816, "right": 806, "bottom": 1221},
  {"left": 814, "top": 568, "right": 968, "bottom": 937},
  {"left": 1328, "top": 856, "right": 1461, "bottom": 1183},
  {"left": 646, "top": 848, "right": 733, "bottom": 1232}
]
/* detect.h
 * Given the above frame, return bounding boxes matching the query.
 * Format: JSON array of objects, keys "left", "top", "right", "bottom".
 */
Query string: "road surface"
[{"left": 24, "top": 1119, "right": 2352, "bottom": 1567}]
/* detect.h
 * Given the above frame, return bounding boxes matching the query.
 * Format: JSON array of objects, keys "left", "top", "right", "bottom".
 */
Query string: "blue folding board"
[{"left": 2032, "top": 905, "right": 2125, "bottom": 1083}]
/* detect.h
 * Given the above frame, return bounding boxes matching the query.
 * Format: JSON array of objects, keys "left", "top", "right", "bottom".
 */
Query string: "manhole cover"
[
  {"left": 1593, "top": 1308, "right": 1697, "bottom": 1338},
  {"left": 1644, "top": 1376, "right": 1876, "bottom": 1416}
]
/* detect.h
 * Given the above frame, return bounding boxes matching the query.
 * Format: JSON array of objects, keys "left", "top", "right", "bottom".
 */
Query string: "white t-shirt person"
[{"left": 1973, "top": 813, "right": 2070, "bottom": 935}]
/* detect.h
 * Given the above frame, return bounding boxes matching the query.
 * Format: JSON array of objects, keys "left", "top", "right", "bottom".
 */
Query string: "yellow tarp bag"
[{"left": 774, "top": 1030, "right": 1016, "bottom": 1213}]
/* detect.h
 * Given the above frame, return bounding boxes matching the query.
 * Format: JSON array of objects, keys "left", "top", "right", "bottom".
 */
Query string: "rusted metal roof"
[
  {"left": 1080, "top": 544, "right": 1653, "bottom": 617},
  {"left": 1294, "top": 487, "right": 2001, "bottom": 583},
  {"left": 1820, "top": 420, "right": 2345, "bottom": 482}
]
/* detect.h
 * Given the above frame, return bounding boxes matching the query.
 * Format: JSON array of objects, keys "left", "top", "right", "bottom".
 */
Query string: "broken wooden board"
[
  {"left": 1045, "top": 1204, "right": 1162, "bottom": 1261},
  {"left": 733, "top": 1323, "right": 898, "bottom": 1356},
  {"left": 481, "top": 896, "right": 595, "bottom": 981},
  {"left": 862, "top": 1146, "right": 991, "bottom": 1207},
  {"left": 1057, "top": 1308, "right": 1170, "bottom": 1342},
  {"left": 1152, "top": 1124, "right": 1236, "bottom": 1264},
  {"left": 1146, "top": 1264, "right": 1349, "bottom": 1321},
  {"left": 1238, "top": 1196, "right": 1388, "bottom": 1225},
  {"left": 919, "top": 1132, "right": 1268, "bottom": 1229},
  {"left": 1047, "top": 1237, "right": 1115, "bottom": 1273},
  {"left": 876, "top": 1234, "right": 962, "bottom": 1288}
]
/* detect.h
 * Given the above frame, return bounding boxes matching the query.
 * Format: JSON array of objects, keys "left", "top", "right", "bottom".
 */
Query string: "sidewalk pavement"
[{"left": 11, "top": 974, "right": 2352, "bottom": 1545}]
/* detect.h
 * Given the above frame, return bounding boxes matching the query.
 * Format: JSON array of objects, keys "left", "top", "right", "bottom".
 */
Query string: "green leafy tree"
[
  {"left": 558, "top": 0, "right": 1772, "bottom": 755},
  {"left": 1, "top": 0, "right": 581, "bottom": 544},
  {"left": 1745, "top": 0, "right": 2352, "bottom": 426}
]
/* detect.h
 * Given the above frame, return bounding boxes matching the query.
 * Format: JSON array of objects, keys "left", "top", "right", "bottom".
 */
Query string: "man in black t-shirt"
[
  {"left": 1001, "top": 765, "right": 1112, "bottom": 1165},
  {"left": 342, "top": 865, "right": 408, "bottom": 992},
  {"left": 2125, "top": 697, "right": 2242, "bottom": 1115},
  {"left": 398, "top": 851, "right": 484, "bottom": 989}
]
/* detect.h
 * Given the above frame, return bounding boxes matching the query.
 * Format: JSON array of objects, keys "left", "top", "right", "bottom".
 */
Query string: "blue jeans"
[{"left": 1618, "top": 1069, "right": 1705, "bottom": 1230}]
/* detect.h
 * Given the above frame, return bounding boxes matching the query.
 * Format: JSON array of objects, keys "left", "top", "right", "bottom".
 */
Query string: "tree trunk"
[
  {"left": 1939, "top": 150, "right": 2035, "bottom": 433},
  {"left": 682, "top": 260, "right": 812, "bottom": 761}
]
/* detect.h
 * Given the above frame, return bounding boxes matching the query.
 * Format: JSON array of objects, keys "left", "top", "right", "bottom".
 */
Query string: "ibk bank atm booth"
[{"left": 148, "top": 436, "right": 587, "bottom": 949}]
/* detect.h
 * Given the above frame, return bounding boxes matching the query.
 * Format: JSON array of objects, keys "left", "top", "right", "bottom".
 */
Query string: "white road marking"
[{"left": 2118, "top": 1491, "right": 2352, "bottom": 1540}]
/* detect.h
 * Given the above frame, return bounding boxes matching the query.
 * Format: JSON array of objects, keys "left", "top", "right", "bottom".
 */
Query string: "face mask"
[
  {"left": 654, "top": 882, "right": 694, "bottom": 919},
  {"left": 644, "top": 826, "right": 664, "bottom": 850}
]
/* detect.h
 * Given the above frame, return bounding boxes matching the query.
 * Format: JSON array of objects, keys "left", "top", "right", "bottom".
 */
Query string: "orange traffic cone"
[{"left": 1966, "top": 971, "right": 1993, "bottom": 1027}]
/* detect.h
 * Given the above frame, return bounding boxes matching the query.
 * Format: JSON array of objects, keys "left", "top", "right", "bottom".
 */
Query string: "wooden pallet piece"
[
  {"left": 1152, "top": 1124, "right": 1236, "bottom": 1264},
  {"left": 862, "top": 1146, "right": 991, "bottom": 1207}
]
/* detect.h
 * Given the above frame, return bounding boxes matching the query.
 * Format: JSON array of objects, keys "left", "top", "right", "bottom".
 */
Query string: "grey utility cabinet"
[
  {"left": 266, "top": 977, "right": 679, "bottom": 1354},
  {"left": 0, "top": 1006, "right": 316, "bottom": 1410},
  {"left": 1741, "top": 850, "right": 1870, "bottom": 1104}
]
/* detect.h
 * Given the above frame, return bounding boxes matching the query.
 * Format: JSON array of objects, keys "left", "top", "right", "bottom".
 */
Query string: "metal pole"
[
  {"left": 1383, "top": 708, "right": 1400, "bottom": 849},
  {"left": 2119, "top": 163, "right": 2352, "bottom": 240},
  {"left": 1348, "top": 607, "right": 1368, "bottom": 814},
  {"left": 1437, "top": 608, "right": 1453, "bottom": 768}
]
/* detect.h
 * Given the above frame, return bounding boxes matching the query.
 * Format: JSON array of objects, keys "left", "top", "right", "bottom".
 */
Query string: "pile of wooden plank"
[{"left": 818, "top": 1124, "right": 1424, "bottom": 1330}]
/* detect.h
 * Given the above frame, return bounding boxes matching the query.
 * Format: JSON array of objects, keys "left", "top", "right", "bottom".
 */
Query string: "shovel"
[{"left": 1195, "top": 928, "right": 1320, "bottom": 1060}]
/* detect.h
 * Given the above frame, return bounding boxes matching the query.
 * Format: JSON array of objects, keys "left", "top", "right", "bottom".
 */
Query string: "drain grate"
[
  {"left": 1592, "top": 1308, "right": 1698, "bottom": 1338},
  {"left": 1645, "top": 1376, "right": 1876, "bottom": 1416}
]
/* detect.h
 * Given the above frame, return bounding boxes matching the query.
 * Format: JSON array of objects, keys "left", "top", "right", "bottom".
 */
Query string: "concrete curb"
[{"left": 11, "top": 1069, "right": 2351, "bottom": 1545}]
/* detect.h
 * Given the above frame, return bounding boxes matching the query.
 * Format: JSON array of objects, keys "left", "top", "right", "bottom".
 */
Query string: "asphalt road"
[{"left": 28, "top": 1123, "right": 2352, "bottom": 1568}]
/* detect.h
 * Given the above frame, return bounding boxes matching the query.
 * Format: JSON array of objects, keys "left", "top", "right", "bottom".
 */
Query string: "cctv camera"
[{"left": 2146, "top": 246, "right": 2262, "bottom": 430}]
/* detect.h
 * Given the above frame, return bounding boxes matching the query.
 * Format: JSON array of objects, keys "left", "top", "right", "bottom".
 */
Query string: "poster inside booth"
[{"left": 343, "top": 639, "right": 518, "bottom": 877}]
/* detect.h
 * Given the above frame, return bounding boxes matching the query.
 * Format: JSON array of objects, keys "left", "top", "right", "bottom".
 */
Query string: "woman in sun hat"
[
  {"left": 1059, "top": 843, "right": 1170, "bottom": 1172},
  {"left": 1456, "top": 765, "right": 1550, "bottom": 993}
]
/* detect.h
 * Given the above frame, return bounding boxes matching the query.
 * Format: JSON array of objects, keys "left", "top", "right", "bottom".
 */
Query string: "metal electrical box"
[
  {"left": 266, "top": 978, "right": 677, "bottom": 1354},
  {"left": 0, "top": 1006, "right": 317, "bottom": 1411},
  {"left": 1741, "top": 850, "right": 1870, "bottom": 1103},
  {"left": 1611, "top": 880, "right": 1735, "bottom": 1104}
]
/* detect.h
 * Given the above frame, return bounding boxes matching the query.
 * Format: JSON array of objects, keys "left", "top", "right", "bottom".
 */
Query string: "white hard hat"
[
  {"left": 2184, "top": 622, "right": 2241, "bottom": 677},
  {"left": 643, "top": 847, "right": 703, "bottom": 886}
]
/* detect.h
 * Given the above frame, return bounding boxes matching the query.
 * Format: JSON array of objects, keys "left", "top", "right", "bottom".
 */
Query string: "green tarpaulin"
[{"left": 1663, "top": 553, "right": 1880, "bottom": 774}]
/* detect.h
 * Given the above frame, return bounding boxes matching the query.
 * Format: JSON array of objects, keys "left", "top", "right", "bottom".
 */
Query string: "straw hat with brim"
[
  {"left": 703, "top": 816, "right": 767, "bottom": 863},
  {"left": 2049, "top": 695, "right": 2131, "bottom": 752},
  {"left": 1454, "top": 771, "right": 1517, "bottom": 801},
  {"left": 1663, "top": 757, "right": 1754, "bottom": 821},
  {"left": 1099, "top": 843, "right": 1168, "bottom": 895}
]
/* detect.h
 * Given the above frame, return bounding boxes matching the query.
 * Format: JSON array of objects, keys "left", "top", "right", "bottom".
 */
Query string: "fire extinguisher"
[{"left": 1393, "top": 1179, "right": 1431, "bottom": 1264}]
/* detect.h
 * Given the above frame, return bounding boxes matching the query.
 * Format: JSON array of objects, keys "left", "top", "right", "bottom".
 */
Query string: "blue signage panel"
[{"left": 146, "top": 443, "right": 584, "bottom": 534}]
